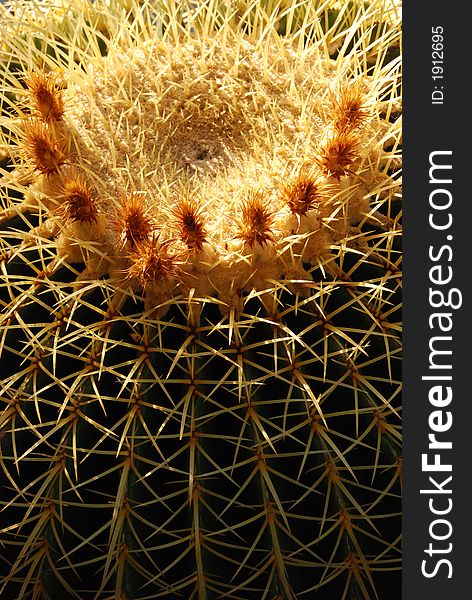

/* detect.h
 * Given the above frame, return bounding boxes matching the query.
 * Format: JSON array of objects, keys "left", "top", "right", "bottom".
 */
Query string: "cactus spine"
[{"left": 0, "top": 1, "right": 402, "bottom": 598}]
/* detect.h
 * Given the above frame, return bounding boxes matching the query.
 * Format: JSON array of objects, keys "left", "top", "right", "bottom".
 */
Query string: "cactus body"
[{"left": 0, "top": 1, "right": 402, "bottom": 598}]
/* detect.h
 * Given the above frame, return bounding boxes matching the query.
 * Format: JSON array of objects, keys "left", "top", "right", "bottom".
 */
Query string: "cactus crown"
[
  {"left": 1, "top": 0, "right": 401, "bottom": 312},
  {"left": 0, "top": 1, "right": 402, "bottom": 599}
]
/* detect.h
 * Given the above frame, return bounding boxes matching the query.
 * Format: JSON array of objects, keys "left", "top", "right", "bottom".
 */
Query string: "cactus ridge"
[{"left": 0, "top": 1, "right": 402, "bottom": 598}]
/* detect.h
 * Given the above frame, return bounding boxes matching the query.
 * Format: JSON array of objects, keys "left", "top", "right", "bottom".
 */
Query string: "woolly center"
[{"left": 65, "top": 35, "right": 329, "bottom": 241}]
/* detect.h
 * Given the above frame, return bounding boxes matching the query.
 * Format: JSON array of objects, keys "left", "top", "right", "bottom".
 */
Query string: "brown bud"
[
  {"left": 237, "top": 191, "right": 276, "bottom": 248},
  {"left": 330, "top": 82, "right": 369, "bottom": 134},
  {"left": 24, "top": 69, "right": 64, "bottom": 123},
  {"left": 125, "top": 234, "right": 179, "bottom": 290},
  {"left": 23, "top": 121, "right": 67, "bottom": 175},
  {"left": 57, "top": 173, "right": 98, "bottom": 224},
  {"left": 314, "top": 133, "right": 359, "bottom": 180},
  {"left": 281, "top": 172, "right": 326, "bottom": 216},
  {"left": 172, "top": 196, "right": 207, "bottom": 251},
  {"left": 115, "top": 194, "right": 155, "bottom": 247}
]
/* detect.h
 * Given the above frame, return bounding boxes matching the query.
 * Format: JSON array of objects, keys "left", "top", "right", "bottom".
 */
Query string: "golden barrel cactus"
[{"left": 0, "top": 1, "right": 402, "bottom": 598}]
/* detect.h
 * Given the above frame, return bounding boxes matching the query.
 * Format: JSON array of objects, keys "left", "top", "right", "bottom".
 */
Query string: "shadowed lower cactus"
[{"left": 0, "top": 1, "right": 402, "bottom": 598}]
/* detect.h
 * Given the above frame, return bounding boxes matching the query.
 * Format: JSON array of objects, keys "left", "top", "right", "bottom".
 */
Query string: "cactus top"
[{"left": 14, "top": 23, "right": 395, "bottom": 314}]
